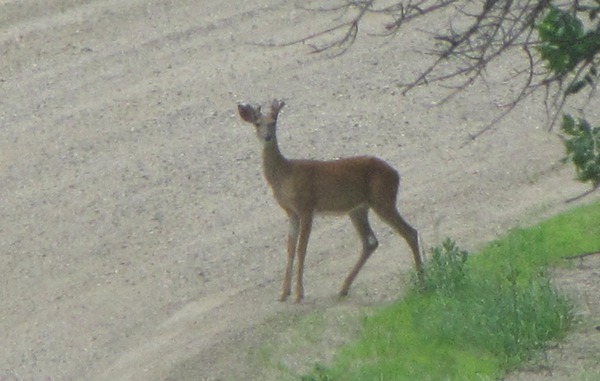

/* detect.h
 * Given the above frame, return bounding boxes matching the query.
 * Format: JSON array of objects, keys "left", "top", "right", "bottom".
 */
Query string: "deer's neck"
[{"left": 262, "top": 137, "right": 290, "bottom": 186}]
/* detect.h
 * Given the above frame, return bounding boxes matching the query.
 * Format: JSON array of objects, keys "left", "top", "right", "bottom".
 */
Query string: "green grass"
[{"left": 302, "top": 201, "right": 600, "bottom": 381}]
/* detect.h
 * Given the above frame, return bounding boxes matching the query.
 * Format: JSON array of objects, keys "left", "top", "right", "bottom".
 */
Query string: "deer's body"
[
  {"left": 238, "top": 100, "right": 423, "bottom": 302},
  {"left": 265, "top": 152, "right": 398, "bottom": 214}
]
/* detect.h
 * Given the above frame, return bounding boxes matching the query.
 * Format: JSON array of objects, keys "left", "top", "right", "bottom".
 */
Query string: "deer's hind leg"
[
  {"left": 340, "top": 207, "right": 379, "bottom": 297},
  {"left": 372, "top": 203, "right": 423, "bottom": 282}
]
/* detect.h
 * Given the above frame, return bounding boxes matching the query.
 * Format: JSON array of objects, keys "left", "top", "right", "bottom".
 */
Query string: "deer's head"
[{"left": 238, "top": 99, "right": 285, "bottom": 143}]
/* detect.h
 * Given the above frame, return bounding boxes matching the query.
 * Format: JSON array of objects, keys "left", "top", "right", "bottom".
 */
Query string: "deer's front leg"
[
  {"left": 295, "top": 214, "right": 313, "bottom": 303},
  {"left": 281, "top": 211, "right": 299, "bottom": 302}
]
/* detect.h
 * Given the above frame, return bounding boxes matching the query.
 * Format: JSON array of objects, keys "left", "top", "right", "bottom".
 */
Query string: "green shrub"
[
  {"left": 420, "top": 238, "right": 469, "bottom": 295},
  {"left": 303, "top": 238, "right": 575, "bottom": 381},
  {"left": 414, "top": 240, "right": 573, "bottom": 369}
]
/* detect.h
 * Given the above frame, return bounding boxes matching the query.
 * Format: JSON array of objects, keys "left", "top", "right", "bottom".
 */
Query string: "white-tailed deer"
[{"left": 238, "top": 99, "right": 423, "bottom": 302}]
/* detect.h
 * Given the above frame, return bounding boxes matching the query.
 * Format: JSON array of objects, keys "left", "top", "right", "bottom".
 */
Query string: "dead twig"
[
  {"left": 565, "top": 251, "right": 600, "bottom": 260},
  {"left": 565, "top": 183, "right": 600, "bottom": 203}
]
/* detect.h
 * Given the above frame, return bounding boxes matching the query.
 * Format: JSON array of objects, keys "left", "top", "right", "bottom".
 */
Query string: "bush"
[
  {"left": 420, "top": 238, "right": 469, "bottom": 295},
  {"left": 301, "top": 239, "right": 575, "bottom": 381},
  {"left": 415, "top": 240, "right": 573, "bottom": 369}
]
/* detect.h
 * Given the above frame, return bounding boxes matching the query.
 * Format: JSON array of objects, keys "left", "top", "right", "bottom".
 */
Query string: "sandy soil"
[{"left": 1, "top": 1, "right": 598, "bottom": 380}]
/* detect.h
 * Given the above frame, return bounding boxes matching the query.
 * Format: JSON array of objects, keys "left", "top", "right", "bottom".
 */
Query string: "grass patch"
[{"left": 302, "top": 201, "right": 600, "bottom": 381}]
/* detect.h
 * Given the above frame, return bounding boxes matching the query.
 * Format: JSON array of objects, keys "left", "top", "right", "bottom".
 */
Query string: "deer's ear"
[
  {"left": 238, "top": 104, "right": 259, "bottom": 123},
  {"left": 270, "top": 99, "right": 285, "bottom": 119}
]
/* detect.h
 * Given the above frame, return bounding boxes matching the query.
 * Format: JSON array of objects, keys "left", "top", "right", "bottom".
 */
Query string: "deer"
[{"left": 237, "top": 99, "right": 423, "bottom": 302}]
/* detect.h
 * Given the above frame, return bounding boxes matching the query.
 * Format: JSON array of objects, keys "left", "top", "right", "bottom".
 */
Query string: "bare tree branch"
[{"left": 250, "top": 0, "right": 599, "bottom": 136}]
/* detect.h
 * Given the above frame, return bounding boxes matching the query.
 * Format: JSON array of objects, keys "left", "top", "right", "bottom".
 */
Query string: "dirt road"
[{"left": 1, "top": 1, "right": 597, "bottom": 380}]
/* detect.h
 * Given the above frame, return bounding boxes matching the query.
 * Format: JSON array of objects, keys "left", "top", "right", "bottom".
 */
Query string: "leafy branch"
[{"left": 561, "top": 114, "right": 600, "bottom": 197}]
